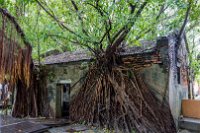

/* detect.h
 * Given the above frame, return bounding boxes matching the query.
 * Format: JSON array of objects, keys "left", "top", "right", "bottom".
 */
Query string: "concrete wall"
[
  {"left": 139, "top": 64, "right": 169, "bottom": 103},
  {"left": 139, "top": 35, "right": 188, "bottom": 126},
  {"left": 44, "top": 34, "right": 189, "bottom": 123},
  {"left": 138, "top": 37, "right": 170, "bottom": 103},
  {"left": 46, "top": 62, "right": 86, "bottom": 117},
  {"left": 167, "top": 34, "right": 188, "bottom": 126}
]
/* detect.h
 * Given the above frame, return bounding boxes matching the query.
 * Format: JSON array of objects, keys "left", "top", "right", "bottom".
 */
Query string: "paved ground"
[
  {"left": 48, "top": 124, "right": 104, "bottom": 133},
  {"left": 1, "top": 115, "right": 194, "bottom": 133},
  {"left": 179, "top": 117, "right": 200, "bottom": 133},
  {"left": 178, "top": 129, "right": 199, "bottom": 133},
  {"left": 178, "top": 130, "right": 191, "bottom": 133},
  {"left": 48, "top": 125, "right": 198, "bottom": 133},
  {"left": 0, "top": 115, "right": 49, "bottom": 133}
]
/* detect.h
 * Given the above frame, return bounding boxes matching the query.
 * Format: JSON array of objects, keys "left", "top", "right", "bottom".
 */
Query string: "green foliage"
[
  {"left": 0, "top": 1, "right": 165, "bottom": 57},
  {"left": 0, "top": 0, "right": 200, "bottom": 81},
  {"left": 187, "top": 28, "right": 200, "bottom": 83}
]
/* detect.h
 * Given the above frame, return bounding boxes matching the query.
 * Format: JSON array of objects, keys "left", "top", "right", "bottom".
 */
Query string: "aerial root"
[{"left": 70, "top": 64, "right": 176, "bottom": 133}]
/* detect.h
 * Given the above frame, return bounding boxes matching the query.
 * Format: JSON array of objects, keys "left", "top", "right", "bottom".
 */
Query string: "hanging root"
[
  {"left": 0, "top": 8, "right": 33, "bottom": 117},
  {"left": 70, "top": 63, "right": 176, "bottom": 133},
  {"left": 0, "top": 8, "right": 32, "bottom": 86}
]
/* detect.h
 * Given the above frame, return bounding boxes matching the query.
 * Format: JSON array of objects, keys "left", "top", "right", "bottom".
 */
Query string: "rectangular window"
[{"left": 177, "top": 67, "right": 181, "bottom": 84}]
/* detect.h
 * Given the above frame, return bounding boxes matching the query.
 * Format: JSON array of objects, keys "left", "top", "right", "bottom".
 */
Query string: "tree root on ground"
[{"left": 70, "top": 64, "right": 176, "bottom": 133}]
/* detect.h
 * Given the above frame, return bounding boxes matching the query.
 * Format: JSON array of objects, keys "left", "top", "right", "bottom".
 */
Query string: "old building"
[{"left": 40, "top": 32, "right": 189, "bottom": 126}]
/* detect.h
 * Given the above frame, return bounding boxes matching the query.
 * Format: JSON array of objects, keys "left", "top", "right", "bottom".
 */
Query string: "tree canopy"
[
  {"left": 0, "top": 0, "right": 199, "bottom": 79},
  {"left": 0, "top": 1, "right": 200, "bottom": 132},
  {"left": 0, "top": 1, "right": 197, "bottom": 50}
]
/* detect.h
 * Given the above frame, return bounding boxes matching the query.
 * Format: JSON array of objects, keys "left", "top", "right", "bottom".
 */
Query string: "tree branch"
[
  {"left": 106, "top": 1, "right": 148, "bottom": 56},
  {"left": 70, "top": 0, "right": 88, "bottom": 36},
  {"left": 36, "top": 0, "right": 79, "bottom": 37},
  {"left": 47, "top": 33, "right": 97, "bottom": 54},
  {"left": 135, "top": 2, "right": 167, "bottom": 40},
  {"left": 36, "top": 0, "right": 98, "bottom": 54},
  {"left": 85, "top": 1, "right": 112, "bottom": 50},
  {"left": 178, "top": 1, "right": 192, "bottom": 39},
  {"left": 110, "top": 2, "right": 139, "bottom": 44}
]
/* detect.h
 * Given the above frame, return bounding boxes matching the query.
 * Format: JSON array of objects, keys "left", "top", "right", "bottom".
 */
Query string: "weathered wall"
[
  {"left": 139, "top": 64, "right": 169, "bottom": 103},
  {"left": 167, "top": 34, "right": 188, "bottom": 126},
  {"left": 45, "top": 34, "right": 189, "bottom": 123},
  {"left": 139, "top": 35, "right": 188, "bottom": 127},
  {"left": 139, "top": 37, "right": 170, "bottom": 103},
  {"left": 46, "top": 62, "right": 86, "bottom": 117},
  {"left": 164, "top": 35, "right": 188, "bottom": 127}
]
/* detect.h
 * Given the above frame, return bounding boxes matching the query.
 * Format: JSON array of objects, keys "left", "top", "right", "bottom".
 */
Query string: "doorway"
[{"left": 56, "top": 83, "right": 70, "bottom": 118}]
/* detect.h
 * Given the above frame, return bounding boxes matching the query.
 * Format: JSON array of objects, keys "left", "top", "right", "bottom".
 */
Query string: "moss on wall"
[
  {"left": 45, "top": 62, "right": 87, "bottom": 117},
  {"left": 139, "top": 64, "right": 169, "bottom": 102}
]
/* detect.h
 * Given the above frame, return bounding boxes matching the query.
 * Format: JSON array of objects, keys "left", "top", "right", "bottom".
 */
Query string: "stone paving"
[
  {"left": 0, "top": 115, "right": 49, "bottom": 133},
  {"left": 1, "top": 115, "right": 193, "bottom": 133},
  {"left": 48, "top": 125, "right": 197, "bottom": 133},
  {"left": 48, "top": 124, "right": 104, "bottom": 133},
  {"left": 178, "top": 129, "right": 198, "bottom": 133}
]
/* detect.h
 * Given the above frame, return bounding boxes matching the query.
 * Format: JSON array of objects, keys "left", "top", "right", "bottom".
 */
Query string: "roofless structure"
[{"left": 37, "top": 32, "right": 189, "bottom": 132}]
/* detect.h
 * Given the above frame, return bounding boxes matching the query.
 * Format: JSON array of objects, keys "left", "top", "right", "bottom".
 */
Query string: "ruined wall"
[
  {"left": 139, "top": 35, "right": 188, "bottom": 127},
  {"left": 167, "top": 34, "right": 188, "bottom": 126},
  {"left": 46, "top": 62, "right": 86, "bottom": 117},
  {"left": 139, "top": 64, "right": 169, "bottom": 102},
  {"left": 139, "top": 37, "right": 170, "bottom": 103},
  {"left": 45, "top": 34, "right": 189, "bottom": 122}
]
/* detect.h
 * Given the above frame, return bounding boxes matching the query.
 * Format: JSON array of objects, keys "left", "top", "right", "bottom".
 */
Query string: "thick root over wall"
[{"left": 70, "top": 64, "right": 176, "bottom": 133}]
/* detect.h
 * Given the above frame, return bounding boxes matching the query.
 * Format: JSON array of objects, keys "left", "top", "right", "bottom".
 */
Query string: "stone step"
[{"left": 179, "top": 117, "right": 200, "bottom": 132}]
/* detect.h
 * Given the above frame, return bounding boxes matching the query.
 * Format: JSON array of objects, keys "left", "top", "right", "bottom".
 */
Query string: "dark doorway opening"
[
  {"left": 62, "top": 84, "right": 70, "bottom": 118},
  {"left": 56, "top": 83, "right": 70, "bottom": 118}
]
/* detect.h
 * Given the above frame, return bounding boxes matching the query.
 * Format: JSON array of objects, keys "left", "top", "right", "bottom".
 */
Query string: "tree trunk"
[
  {"left": 12, "top": 67, "right": 49, "bottom": 117},
  {"left": 12, "top": 80, "right": 29, "bottom": 117},
  {"left": 70, "top": 56, "right": 176, "bottom": 133}
]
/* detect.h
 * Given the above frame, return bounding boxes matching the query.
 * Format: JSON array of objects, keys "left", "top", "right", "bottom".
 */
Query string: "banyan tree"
[
  {"left": 0, "top": 8, "right": 36, "bottom": 117},
  {"left": 36, "top": 0, "right": 192, "bottom": 132}
]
